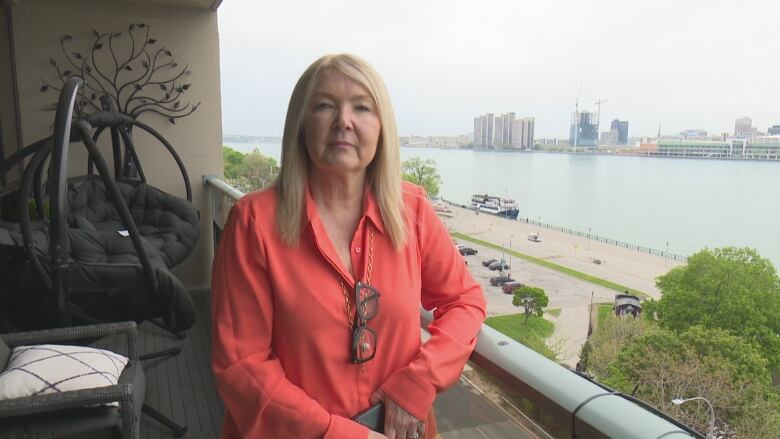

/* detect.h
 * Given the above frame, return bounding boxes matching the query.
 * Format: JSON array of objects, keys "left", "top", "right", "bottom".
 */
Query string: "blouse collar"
[{"left": 303, "top": 181, "right": 387, "bottom": 235}]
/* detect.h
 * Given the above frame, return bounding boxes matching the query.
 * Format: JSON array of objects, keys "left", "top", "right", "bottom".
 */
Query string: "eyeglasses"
[{"left": 352, "top": 282, "right": 380, "bottom": 364}]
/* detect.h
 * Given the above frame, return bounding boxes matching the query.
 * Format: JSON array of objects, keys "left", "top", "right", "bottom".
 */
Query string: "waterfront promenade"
[
  {"left": 442, "top": 204, "right": 684, "bottom": 297},
  {"left": 441, "top": 204, "right": 685, "bottom": 367}
]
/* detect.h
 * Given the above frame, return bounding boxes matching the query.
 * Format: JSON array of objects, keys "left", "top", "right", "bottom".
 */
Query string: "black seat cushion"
[
  {"left": 0, "top": 219, "right": 50, "bottom": 254},
  {"left": 0, "top": 227, "right": 195, "bottom": 332},
  {"left": 0, "top": 176, "right": 197, "bottom": 332},
  {"left": 67, "top": 176, "right": 199, "bottom": 268},
  {"left": 66, "top": 228, "right": 196, "bottom": 332}
]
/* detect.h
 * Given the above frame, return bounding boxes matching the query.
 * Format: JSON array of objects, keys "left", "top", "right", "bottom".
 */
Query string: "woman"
[{"left": 211, "top": 54, "right": 485, "bottom": 439}]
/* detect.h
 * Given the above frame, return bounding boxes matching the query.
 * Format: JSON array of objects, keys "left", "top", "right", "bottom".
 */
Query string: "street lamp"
[
  {"left": 672, "top": 397, "right": 715, "bottom": 438},
  {"left": 665, "top": 241, "right": 669, "bottom": 268},
  {"left": 588, "top": 227, "right": 591, "bottom": 251},
  {"left": 508, "top": 238, "right": 512, "bottom": 276}
]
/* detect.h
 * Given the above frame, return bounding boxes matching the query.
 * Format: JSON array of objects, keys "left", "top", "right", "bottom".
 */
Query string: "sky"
[{"left": 218, "top": 0, "right": 780, "bottom": 139}]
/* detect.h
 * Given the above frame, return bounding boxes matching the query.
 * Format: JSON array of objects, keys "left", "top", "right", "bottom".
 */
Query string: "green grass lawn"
[
  {"left": 546, "top": 308, "right": 561, "bottom": 317},
  {"left": 485, "top": 313, "right": 557, "bottom": 360},
  {"left": 596, "top": 304, "right": 613, "bottom": 329},
  {"left": 452, "top": 231, "right": 649, "bottom": 299}
]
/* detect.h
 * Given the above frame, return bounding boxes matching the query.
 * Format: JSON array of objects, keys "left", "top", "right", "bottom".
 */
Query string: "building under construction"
[{"left": 569, "top": 111, "right": 599, "bottom": 147}]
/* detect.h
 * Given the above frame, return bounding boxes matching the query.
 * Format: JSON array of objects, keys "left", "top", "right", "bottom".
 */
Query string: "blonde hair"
[{"left": 275, "top": 54, "right": 407, "bottom": 249}]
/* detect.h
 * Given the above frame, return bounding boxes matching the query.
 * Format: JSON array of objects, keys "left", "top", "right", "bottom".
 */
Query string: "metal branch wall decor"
[{"left": 40, "top": 23, "right": 200, "bottom": 124}]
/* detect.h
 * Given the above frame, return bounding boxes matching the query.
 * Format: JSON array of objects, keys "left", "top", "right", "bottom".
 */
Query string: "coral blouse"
[{"left": 211, "top": 182, "right": 485, "bottom": 438}]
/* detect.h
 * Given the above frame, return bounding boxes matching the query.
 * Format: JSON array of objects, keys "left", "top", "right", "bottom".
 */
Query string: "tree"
[
  {"left": 604, "top": 326, "right": 774, "bottom": 437},
  {"left": 648, "top": 247, "right": 780, "bottom": 373},
  {"left": 729, "top": 388, "right": 780, "bottom": 439},
  {"left": 512, "top": 286, "right": 549, "bottom": 325},
  {"left": 238, "top": 149, "right": 278, "bottom": 190},
  {"left": 402, "top": 157, "right": 442, "bottom": 197},
  {"left": 583, "top": 312, "right": 650, "bottom": 378},
  {"left": 221, "top": 147, "right": 279, "bottom": 191},
  {"left": 223, "top": 146, "right": 244, "bottom": 180}
]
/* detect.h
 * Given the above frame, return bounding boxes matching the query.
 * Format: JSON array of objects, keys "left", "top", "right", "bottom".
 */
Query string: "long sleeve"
[
  {"left": 380, "top": 185, "right": 487, "bottom": 420},
  {"left": 211, "top": 202, "right": 369, "bottom": 439}
]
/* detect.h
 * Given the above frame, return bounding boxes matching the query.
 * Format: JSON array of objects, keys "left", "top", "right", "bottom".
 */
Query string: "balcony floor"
[{"left": 99, "top": 289, "right": 536, "bottom": 438}]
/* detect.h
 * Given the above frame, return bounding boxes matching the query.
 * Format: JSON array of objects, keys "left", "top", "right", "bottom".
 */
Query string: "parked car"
[
  {"left": 502, "top": 281, "right": 526, "bottom": 294},
  {"left": 489, "top": 261, "right": 510, "bottom": 271},
  {"left": 482, "top": 258, "right": 498, "bottom": 267},
  {"left": 528, "top": 232, "right": 541, "bottom": 242},
  {"left": 490, "top": 275, "right": 515, "bottom": 286},
  {"left": 458, "top": 246, "right": 478, "bottom": 256}
]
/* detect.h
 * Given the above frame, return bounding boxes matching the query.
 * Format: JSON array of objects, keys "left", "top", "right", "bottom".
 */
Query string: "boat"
[{"left": 469, "top": 194, "right": 519, "bottom": 219}]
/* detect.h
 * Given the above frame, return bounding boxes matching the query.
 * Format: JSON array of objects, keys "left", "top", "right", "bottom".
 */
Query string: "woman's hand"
[
  {"left": 369, "top": 389, "right": 424, "bottom": 439},
  {"left": 368, "top": 431, "right": 389, "bottom": 439}
]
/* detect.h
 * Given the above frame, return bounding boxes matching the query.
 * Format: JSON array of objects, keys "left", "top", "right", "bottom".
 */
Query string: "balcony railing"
[{"left": 203, "top": 175, "right": 702, "bottom": 439}]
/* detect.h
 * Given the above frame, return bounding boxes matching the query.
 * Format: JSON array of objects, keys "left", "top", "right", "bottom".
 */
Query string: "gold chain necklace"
[{"left": 337, "top": 224, "right": 375, "bottom": 331}]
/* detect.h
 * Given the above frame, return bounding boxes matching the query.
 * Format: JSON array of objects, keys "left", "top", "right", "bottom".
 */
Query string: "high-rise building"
[
  {"left": 476, "top": 114, "right": 490, "bottom": 146},
  {"left": 473, "top": 117, "right": 482, "bottom": 145},
  {"left": 570, "top": 111, "right": 598, "bottom": 147},
  {"left": 494, "top": 114, "right": 505, "bottom": 147},
  {"left": 734, "top": 117, "right": 752, "bottom": 137},
  {"left": 472, "top": 112, "right": 532, "bottom": 148},
  {"left": 769, "top": 125, "right": 780, "bottom": 135},
  {"left": 485, "top": 113, "right": 494, "bottom": 147},
  {"left": 511, "top": 117, "right": 535, "bottom": 149},
  {"left": 503, "top": 113, "right": 514, "bottom": 146},
  {"left": 601, "top": 130, "right": 618, "bottom": 145},
  {"left": 610, "top": 119, "right": 629, "bottom": 144}
]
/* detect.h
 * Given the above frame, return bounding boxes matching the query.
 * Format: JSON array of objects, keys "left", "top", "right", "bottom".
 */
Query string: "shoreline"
[
  {"left": 442, "top": 199, "right": 687, "bottom": 263},
  {"left": 400, "top": 144, "right": 780, "bottom": 162},
  {"left": 229, "top": 140, "right": 780, "bottom": 163}
]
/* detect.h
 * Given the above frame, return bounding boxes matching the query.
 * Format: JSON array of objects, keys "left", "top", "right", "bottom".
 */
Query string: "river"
[{"left": 226, "top": 142, "right": 780, "bottom": 268}]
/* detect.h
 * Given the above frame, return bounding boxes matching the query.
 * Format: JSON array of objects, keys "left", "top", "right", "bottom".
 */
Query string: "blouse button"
[{"left": 355, "top": 247, "right": 362, "bottom": 254}]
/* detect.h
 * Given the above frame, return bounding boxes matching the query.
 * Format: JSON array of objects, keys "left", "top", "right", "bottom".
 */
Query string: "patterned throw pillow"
[{"left": 0, "top": 344, "right": 128, "bottom": 404}]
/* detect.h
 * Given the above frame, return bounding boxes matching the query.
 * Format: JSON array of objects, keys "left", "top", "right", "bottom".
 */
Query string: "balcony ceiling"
[
  {"left": 6, "top": 0, "right": 223, "bottom": 11},
  {"left": 108, "top": 0, "right": 223, "bottom": 10}
]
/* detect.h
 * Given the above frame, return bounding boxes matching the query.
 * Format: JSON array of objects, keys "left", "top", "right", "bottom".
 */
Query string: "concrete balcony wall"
[{"left": 8, "top": 0, "right": 223, "bottom": 288}]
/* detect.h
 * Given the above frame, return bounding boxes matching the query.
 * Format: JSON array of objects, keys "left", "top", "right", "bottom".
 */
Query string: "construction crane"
[
  {"left": 595, "top": 98, "right": 609, "bottom": 131},
  {"left": 574, "top": 84, "right": 583, "bottom": 147}
]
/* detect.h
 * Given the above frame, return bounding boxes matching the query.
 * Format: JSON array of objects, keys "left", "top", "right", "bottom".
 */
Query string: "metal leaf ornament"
[{"left": 41, "top": 23, "right": 200, "bottom": 124}]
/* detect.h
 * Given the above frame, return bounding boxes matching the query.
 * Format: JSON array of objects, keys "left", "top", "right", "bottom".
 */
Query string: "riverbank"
[
  {"left": 441, "top": 203, "right": 684, "bottom": 298},
  {"left": 444, "top": 204, "right": 685, "bottom": 367},
  {"left": 401, "top": 144, "right": 780, "bottom": 162}
]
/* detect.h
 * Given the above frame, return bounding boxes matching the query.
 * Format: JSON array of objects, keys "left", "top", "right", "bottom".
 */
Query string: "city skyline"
[
  {"left": 224, "top": 113, "right": 776, "bottom": 144},
  {"left": 218, "top": 0, "right": 780, "bottom": 139}
]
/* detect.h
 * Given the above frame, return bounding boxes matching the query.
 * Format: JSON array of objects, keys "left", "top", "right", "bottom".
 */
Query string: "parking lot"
[{"left": 456, "top": 241, "right": 617, "bottom": 367}]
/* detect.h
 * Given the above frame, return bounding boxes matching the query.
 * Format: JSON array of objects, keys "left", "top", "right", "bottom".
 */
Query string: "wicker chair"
[
  {"left": 0, "top": 321, "right": 188, "bottom": 438},
  {"left": 0, "top": 322, "right": 143, "bottom": 438}
]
